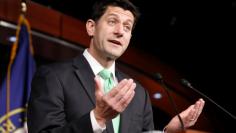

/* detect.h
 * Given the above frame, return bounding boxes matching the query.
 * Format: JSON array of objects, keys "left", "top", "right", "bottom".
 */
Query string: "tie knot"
[{"left": 99, "top": 69, "right": 112, "bottom": 80}]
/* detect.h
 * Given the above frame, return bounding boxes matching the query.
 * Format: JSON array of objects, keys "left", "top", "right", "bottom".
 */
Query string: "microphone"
[
  {"left": 181, "top": 78, "right": 236, "bottom": 120},
  {"left": 153, "top": 73, "right": 185, "bottom": 131}
]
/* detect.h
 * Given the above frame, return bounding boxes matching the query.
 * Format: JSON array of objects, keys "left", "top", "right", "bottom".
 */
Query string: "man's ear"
[{"left": 86, "top": 19, "right": 95, "bottom": 37}]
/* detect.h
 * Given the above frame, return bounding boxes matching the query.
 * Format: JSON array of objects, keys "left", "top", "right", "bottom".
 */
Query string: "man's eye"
[
  {"left": 124, "top": 26, "right": 131, "bottom": 32},
  {"left": 108, "top": 20, "right": 116, "bottom": 25}
]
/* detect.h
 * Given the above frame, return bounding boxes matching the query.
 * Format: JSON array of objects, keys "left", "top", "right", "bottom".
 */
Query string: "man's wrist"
[
  {"left": 90, "top": 110, "right": 106, "bottom": 133},
  {"left": 93, "top": 109, "right": 106, "bottom": 127}
]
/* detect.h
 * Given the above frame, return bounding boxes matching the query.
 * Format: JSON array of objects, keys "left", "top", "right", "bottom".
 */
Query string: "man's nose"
[{"left": 114, "top": 24, "right": 124, "bottom": 37}]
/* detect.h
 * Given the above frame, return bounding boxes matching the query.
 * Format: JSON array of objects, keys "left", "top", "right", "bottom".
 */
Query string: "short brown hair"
[{"left": 90, "top": 0, "right": 140, "bottom": 29}]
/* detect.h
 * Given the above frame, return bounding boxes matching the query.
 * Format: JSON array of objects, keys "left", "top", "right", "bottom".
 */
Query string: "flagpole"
[{"left": 6, "top": 1, "right": 28, "bottom": 133}]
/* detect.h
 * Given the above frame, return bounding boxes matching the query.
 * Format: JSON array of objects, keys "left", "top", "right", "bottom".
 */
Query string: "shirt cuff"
[{"left": 90, "top": 110, "right": 106, "bottom": 133}]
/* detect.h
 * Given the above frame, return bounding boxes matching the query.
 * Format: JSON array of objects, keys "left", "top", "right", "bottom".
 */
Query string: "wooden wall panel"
[
  {"left": 0, "top": 0, "right": 7, "bottom": 19},
  {"left": 3, "top": 0, "right": 61, "bottom": 37},
  {"left": 26, "top": 2, "right": 61, "bottom": 37},
  {"left": 6, "top": 0, "right": 21, "bottom": 23},
  {"left": 61, "top": 15, "right": 90, "bottom": 47},
  {"left": 32, "top": 36, "right": 80, "bottom": 61}
]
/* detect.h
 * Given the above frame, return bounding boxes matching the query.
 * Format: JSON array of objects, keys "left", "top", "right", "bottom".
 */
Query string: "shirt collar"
[{"left": 83, "top": 49, "right": 116, "bottom": 78}]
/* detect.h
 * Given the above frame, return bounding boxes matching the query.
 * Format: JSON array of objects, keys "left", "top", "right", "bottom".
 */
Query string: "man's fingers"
[
  {"left": 191, "top": 101, "right": 200, "bottom": 120},
  {"left": 121, "top": 88, "right": 135, "bottom": 110},
  {"left": 107, "top": 78, "right": 133, "bottom": 100},
  {"left": 185, "top": 98, "right": 205, "bottom": 124},
  {"left": 114, "top": 79, "right": 134, "bottom": 101},
  {"left": 193, "top": 99, "right": 205, "bottom": 119},
  {"left": 115, "top": 82, "right": 136, "bottom": 112},
  {"left": 119, "top": 83, "right": 136, "bottom": 105},
  {"left": 195, "top": 99, "right": 205, "bottom": 118},
  {"left": 184, "top": 105, "right": 195, "bottom": 121},
  {"left": 108, "top": 79, "right": 128, "bottom": 97}
]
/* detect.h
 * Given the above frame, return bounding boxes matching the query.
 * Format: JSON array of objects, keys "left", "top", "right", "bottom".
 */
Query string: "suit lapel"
[
  {"left": 73, "top": 55, "right": 96, "bottom": 105},
  {"left": 116, "top": 70, "right": 132, "bottom": 133}
]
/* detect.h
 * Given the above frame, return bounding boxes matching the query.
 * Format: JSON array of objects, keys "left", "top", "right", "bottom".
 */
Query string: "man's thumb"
[{"left": 94, "top": 76, "right": 104, "bottom": 98}]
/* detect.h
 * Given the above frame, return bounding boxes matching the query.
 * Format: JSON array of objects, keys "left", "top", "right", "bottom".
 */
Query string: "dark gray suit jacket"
[{"left": 27, "top": 55, "right": 154, "bottom": 133}]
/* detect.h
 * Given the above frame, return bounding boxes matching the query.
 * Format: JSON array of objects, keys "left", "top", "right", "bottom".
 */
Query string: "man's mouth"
[{"left": 108, "top": 40, "right": 122, "bottom": 46}]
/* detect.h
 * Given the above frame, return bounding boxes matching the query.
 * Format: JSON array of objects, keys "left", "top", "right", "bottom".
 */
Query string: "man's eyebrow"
[
  {"left": 106, "top": 13, "right": 134, "bottom": 24},
  {"left": 106, "top": 13, "right": 119, "bottom": 18},
  {"left": 125, "top": 20, "right": 133, "bottom": 24}
]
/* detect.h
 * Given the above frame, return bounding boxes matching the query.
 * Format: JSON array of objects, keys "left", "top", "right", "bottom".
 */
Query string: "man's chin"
[
  {"left": 106, "top": 53, "right": 120, "bottom": 60},
  {"left": 107, "top": 55, "right": 118, "bottom": 60},
  {"left": 107, "top": 51, "right": 123, "bottom": 59}
]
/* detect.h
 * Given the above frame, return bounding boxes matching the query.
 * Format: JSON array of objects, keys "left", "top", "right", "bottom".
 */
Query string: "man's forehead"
[{"left": 105, "top": 6, "right": 134, "bottom": 22}]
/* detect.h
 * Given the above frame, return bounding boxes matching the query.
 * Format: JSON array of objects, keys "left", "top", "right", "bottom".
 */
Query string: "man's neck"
[{"left": 87, "top": 48, "right": 115, "bottom": 68}]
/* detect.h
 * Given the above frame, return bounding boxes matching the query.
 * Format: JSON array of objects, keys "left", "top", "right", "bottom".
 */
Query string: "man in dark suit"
[{"left": 27, "top": 0, "right": 205, "bottom": 133}]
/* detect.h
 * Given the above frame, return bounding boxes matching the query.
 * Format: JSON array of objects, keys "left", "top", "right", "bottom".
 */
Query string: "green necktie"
[{"left": 99, "top": 69, "right": 120, "bottom": 133}]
